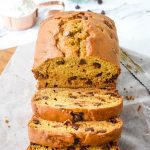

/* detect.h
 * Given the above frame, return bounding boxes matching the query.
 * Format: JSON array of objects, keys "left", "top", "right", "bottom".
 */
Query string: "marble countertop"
[{"left": 0, "top": 0, "right": 150, "bottom": 57}]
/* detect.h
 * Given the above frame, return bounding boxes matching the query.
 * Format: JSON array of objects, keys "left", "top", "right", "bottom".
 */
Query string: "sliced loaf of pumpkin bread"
[
  {"left": 32, "top": 88, "right": 123, "bottom": 122},
  {"left": 28, "top": 116, "right": 123, "bottom": 148}
]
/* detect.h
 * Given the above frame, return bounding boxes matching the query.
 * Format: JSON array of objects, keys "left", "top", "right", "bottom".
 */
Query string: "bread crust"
[
  {"left": 32, "top": 11, "right": 120, "bottom": 70},
  {"left": 28, "top": 117, "right": 123, "bottom": 148}
]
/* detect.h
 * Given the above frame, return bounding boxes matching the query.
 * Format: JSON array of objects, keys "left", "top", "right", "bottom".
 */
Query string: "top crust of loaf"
[{"left": 33, "top": 11, "right": 120, "bottom": 70}]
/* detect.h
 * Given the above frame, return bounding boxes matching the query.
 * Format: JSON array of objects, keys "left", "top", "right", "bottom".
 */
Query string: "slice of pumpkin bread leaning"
[
  {"left": 32, "top": 88, "right": 123, "bottom": 122},
  {"left": 28, "top": 116, "right": 123, "bottom": 148},
  {"left": 32, "top": 11, "right": 120, "bottom": 89},
  {"left": 27, "top": 141, "right": 120, "bottom": 150}
]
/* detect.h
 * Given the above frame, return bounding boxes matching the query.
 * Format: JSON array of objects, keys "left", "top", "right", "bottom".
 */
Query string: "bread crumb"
[
  {"left": 4, "top": 117, "right": 9, "bottom": 124},
  {"left": 126, "top": 95, "right": 135, "bottom": 100},
  {"left": 137, "top": 105, "right": 142, "bottom": 112}
]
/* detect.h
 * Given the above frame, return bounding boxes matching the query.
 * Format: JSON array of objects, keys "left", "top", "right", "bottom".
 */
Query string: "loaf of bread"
[
  {"left": 32, "top": 88, "right": 123, "bottom": 122},
  {"left": 28, "top": 116, "right": 123, "bottom": 148},
  {"left": 27, "top": 142, "right": 120, "bottom": 150},
  {"left": 32, "top": 11, "right": 120, "bottom": 89}
]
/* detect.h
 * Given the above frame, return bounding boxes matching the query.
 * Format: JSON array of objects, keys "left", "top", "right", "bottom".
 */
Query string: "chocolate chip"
[
  {"left": 87, "top": 10, "right": 92, "bottom": 12},
  {"left": 101, "top": 10, "right": 105, "bottom": 15},
  {"left": 43, "top": 96, "right": 49, "bottom": 100},
  {"left": 75, "top": 4, "right": 80, "bottom": 9},
  {"left": 56, "top": 60, "right": 65, "bottom": 65},
  {"left": 54, "top": 98, "right": 57, "bottom": 101},
  {"left": 97, "top": 0, "right": 103, "bottom": 4},
  {"left": 53, "top": 89, "right": 56, "bottom": 93},
  {"left": 82, "top": 69, "right": 86, "bottom": 72},
  {"left": 33, "top": 119, "right": 40, "bottom": 125},
  {"left": 81, "top": 146, "right": 88, "bottom": 150},
  {"left": 80, "top": 77, "right": 87, "bottom": 80},
  {"left": 45, "top": 82, "right": 48, "bottom": 87},
  {"left": 79, "top": 59, "right": 87, "bottom": 65},
  {"left": 104, "top": 20, "right": 113, "bottom": 29},
  {"left": 67, "top": 146, "right": 75, "bottom": 150},
  {"left": 93, "top": 62, "right": 101, "bottom": 68},
  {"left": 68, "top": 93, "right": 77, "bottom": 99},
  {"left": 74, "top": 138, "right": 80, "bottom": 145},
  {"left": 71, "top": 112, "right": 83, "bottom": 122},
  {"left": 86, "top": 92, "right": 94, "bottom": 96},
  {"left": 95, "top": 72, "right": 102, "bottom": 77},
  {"left": 69, "top": 95, "right": 77, "bottom": 99},
  {"left": 85, "top": 127, "right": 94, "bottom": 132},
  {"left": 45, "top": 102, "right": 48, "bottom": 105},
  {"left": 109, "top": 141, "right": 117, "bottom": 146},
  {"left": 63, "top": 120, "right": 72, "bottom": 126},
  {"left": 54, "top": 85, "right": 58, "bottom": 87},
  {"left": 68, "top": 76, "right": 77, "bottom": 83},
  {"left": 96, "top": 129, "right": 107, "bottom": 134},
  {"left": 108, "top": 118, "right": 117, "bottom": 123},
  {"left": 85, "top": 79, "right": 92, "bottom": 85},
  {"left": 72, "top": 124, "right": 80, "bottom": 130}
]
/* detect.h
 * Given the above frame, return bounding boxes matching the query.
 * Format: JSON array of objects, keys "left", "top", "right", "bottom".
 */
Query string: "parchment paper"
[{"left": 0, "top": 43, "right": 150, "bottom": 150}]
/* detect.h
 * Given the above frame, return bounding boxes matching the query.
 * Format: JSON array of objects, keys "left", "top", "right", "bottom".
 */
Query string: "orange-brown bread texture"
[
  {"left": 28, "top": 116, "right": 123, "bottom": 148},
  {"left": 32, "top": 88, "right": 123, "bottom": 122},
  {"left": 32, "top": 11, "right": 120, "bottom": 89}
]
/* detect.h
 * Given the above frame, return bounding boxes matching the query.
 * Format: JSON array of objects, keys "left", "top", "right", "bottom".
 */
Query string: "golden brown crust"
[
  {"left": 28, "top": 117, "right": 123, "bottom": 148},
  {"left": 33, "top": 11, "right": 120, "bottom": 70}
]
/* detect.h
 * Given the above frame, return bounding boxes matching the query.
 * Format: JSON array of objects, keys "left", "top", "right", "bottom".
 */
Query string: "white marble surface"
[{"left": 0, "top": 0, "right": 150, "bottom": 57}]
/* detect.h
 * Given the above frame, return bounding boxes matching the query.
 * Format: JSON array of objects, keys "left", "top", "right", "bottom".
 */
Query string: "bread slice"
[
  {"left": 27, "top": 142, "right": 120, "bottom": 150},
  {"left": 28, "top": 116, "right": 123, "bottom": 148},
  {"left": 32, "top": 11, "right": 120, "bottom": 89},
  {"left": 32, "top": 88, "right": 123, "bottom": 122}
]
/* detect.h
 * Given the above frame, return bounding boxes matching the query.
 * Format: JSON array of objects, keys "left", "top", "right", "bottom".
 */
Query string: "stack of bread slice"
[{"left": 27, "top": 11, "right": 123, "bottom": 150}]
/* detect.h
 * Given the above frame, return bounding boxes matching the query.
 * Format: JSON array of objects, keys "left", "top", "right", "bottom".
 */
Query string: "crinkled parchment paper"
[{"left": 0, "top": 43, "right": 150, "bottom": 150}]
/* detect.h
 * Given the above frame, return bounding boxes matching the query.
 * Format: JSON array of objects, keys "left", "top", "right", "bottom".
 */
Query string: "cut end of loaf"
[{"left": 33, "top": 57, "right": 120, "bottom": 89}]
